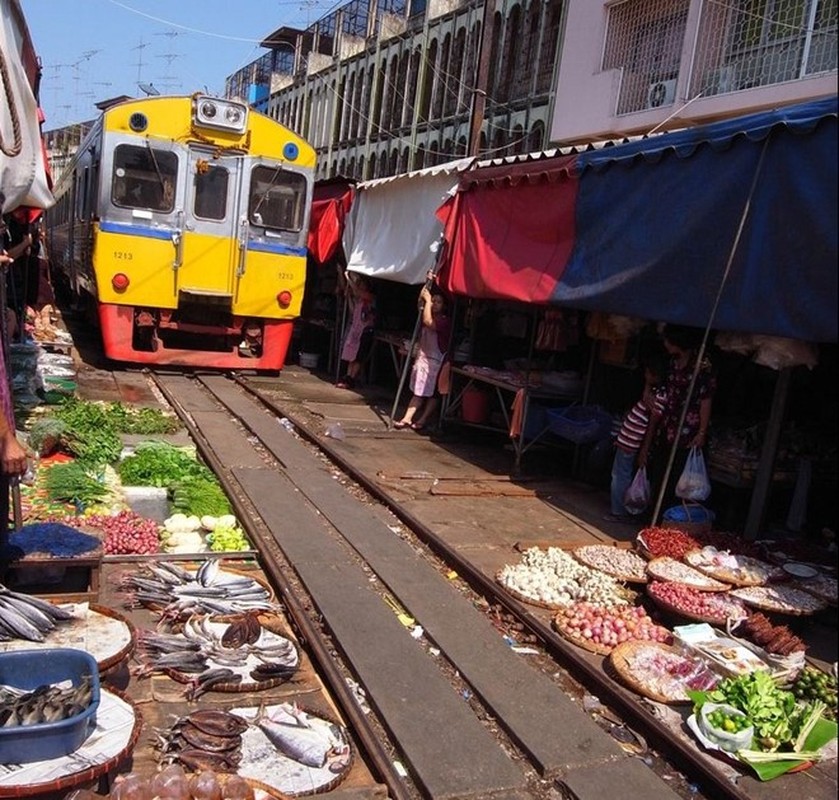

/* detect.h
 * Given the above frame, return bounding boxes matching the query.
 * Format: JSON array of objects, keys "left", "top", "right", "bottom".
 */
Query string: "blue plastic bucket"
[{"left": 0, "top": 648, "right": 100, "bottom": 763}]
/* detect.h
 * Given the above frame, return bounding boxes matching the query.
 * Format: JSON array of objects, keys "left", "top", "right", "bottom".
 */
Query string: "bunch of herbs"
[{"left": 118, "top": 441, "right": 212, "bottom": 488}]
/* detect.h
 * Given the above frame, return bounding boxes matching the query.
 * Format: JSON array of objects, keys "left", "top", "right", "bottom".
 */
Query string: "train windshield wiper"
[
  {"left": 252, "top": 164, "right": 283, "bottom": 220},
  {"left": 145, "top": 140, "right": 166, "bottom": 194}
]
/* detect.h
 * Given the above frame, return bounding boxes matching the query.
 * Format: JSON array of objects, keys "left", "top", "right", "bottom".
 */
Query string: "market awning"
[
  {"left": 0, "top": 0, "right": 53, "bottom": 213},
  {"left": 307, "top": 179, "right": 355, "bottom": 265},
  {"left": 438, "top": 96, "right": 838, "bottom": 342},
  {"left": 343, "top": 157, "right": 473, "bottom": 285}
]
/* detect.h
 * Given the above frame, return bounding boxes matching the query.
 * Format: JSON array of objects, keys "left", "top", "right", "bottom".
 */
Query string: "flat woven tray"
[
  {"left": 0, "top": 687, "right": 142, "bottom": 799},
  {"left": 572, "top": 546, "right": 649, "bottom": 584},
  {"left": 794, "top": 575, "right": 838, "bottom": 605},
  {"left": 683, "top": 550, "right": 780, "bottom": 587},
  {"left": 608, "top": 641, "right": 693, "bottom": 705},
  {"left": 0, "top": 602, "right": 135, "bottom": 674},
  {"left": 495, "top": 572, "right": 565, "bottom": 610},
  {"left": 552, "top": 618, "right": 613, "bottom": 655},
  {"left": 144, "top": 567, "right": 277, "bottom": 617},
  {"left": 232, "top": 702, "right": 354, "bottom": 797},
  {"left": 163, "top": 614, "right": 301, "bottom": 693},
  {"left": 646, "top": 557, "right": 731, "bottom": 591},
  {"left": 646, "top": 590, "right": 744, "bottom": 626},
  {"left": 730, "top": 586, "right": 829, "bottom": 616}
]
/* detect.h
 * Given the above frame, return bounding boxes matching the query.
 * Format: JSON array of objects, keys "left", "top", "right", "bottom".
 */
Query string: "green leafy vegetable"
[
  {"left": 44, "top": 462, "right": 109, "bottom": 506},
  {"left": 171, "top": 477, "right": 231, "bottom": 518},
  {"left": 118, "top": 442, "right": 212, "bottom": 488}
]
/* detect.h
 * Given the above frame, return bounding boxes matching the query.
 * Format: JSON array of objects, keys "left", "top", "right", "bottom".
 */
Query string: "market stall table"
[{"left": 441, "top": 365, "right": 583, "bottom": 470}]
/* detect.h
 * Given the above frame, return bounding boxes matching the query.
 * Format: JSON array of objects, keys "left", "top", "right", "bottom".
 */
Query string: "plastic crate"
[
  {"left": 0, "top": 648, "right": 100, "bottom": 763},
  {"left": 546, "top": 406, "right": 613, "bottom": 444}
]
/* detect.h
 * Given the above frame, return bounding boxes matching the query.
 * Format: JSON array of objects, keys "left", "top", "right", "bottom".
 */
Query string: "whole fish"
[
  {"left": 178, "top": 722, "right": 242, "bottom": 753},
  {"left": 254, "top": 704, "right": 343, "bottom": 769},
  {"left": 0, "top": 586, "right": 73, "bottom": 621},
  {"left": 181, "top": 709, "right": 249, "bottom": 737},
  {"left": 196, "top": 559, "right": 220, "bottom": 587},
  {"left": 173, "top": 748, "right": 239, "bottom": 772},
  {"left": 0, "top": 598, "right": 46, "bottom": 641}
]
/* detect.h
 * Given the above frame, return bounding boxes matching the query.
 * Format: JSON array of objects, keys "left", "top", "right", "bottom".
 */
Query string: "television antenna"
[
  {"left": 132, "top": 38, "right": 151, "bottom": 82},
  {"left": 138, "top": 81, "right": 160, "bottom": 96}
]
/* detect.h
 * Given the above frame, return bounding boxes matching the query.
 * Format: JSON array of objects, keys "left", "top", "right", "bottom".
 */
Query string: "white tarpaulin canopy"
[
  {"left": 342, "top": 157, "right": 473, "bottom": 285},
  {"left": 0, "top": 0, "right": 52, "bottom": 212}
]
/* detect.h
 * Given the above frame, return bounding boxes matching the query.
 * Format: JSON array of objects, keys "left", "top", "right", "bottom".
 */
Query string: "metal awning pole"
[{"left": 651, "top": 138, "right": 770, "bottom": 526}]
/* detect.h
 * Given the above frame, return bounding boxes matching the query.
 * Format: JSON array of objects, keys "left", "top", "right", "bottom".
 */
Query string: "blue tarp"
[{"left": 560, "top": 96, "right": 838, "bottom": 342}]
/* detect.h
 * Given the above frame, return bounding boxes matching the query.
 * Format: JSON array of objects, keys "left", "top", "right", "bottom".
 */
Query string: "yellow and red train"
[{"left": 46, "top": 94, "right": 315, "bottom": 370}]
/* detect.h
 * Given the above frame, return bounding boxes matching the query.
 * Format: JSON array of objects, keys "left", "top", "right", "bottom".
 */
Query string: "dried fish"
[
  {"left": 178, "top": 722, "right": 242, "bottom": 753},
  {"left": 185, "top": 668, "right": 241, "bottom": 701},
  {"left": 172, "top": 748, "right": 240, "bottom": 772},
  {"left": 0, "top": 675, "right": 94, "bottom": 727},
  {"left": 181, "top": 709, "right": 249, "bottom": 737}
]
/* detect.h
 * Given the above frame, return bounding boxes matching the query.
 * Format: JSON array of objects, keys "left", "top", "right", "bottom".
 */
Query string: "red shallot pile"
[
  {"left": 647, "top": 580, "right": 748, "bottom": 623},
  {"left": 555, "top": 602, "right": 672, "bottom": 651},
  {"left": 64, "top": 510, "right": 161, "bottom": 555}
]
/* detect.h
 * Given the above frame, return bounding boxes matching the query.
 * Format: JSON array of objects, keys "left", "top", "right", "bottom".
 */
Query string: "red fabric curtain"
[
  {"left": 307, "top": 182, "right": 354, "bottom": 265},
  {"left": 438, "top": 158, "right": 579, "bottom": 304}
]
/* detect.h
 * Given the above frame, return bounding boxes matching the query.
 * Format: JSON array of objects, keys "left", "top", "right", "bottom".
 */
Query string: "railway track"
[{"left": 145, "top": 370, "right": 825, "bottom": 800}]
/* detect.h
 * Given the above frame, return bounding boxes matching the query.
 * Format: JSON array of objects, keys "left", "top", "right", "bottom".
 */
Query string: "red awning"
[{"left": 307, "top": 179, "right": 355, "bottom": 265}]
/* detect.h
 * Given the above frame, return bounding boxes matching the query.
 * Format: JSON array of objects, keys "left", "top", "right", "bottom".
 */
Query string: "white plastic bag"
[
  {"left": 676, "top": 447, "right": 711, "bottom": 502},
  {"left": 624, "top": 467, "right": 650, "bottom": 515}
]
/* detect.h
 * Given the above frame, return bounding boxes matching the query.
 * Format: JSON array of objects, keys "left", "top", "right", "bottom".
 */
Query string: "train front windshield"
[
  {"left": 248, "top": 166, "right": 307, "bottom": 232},
  {"left": 112, "top": 144, "right": 177, "bottom": 213}
]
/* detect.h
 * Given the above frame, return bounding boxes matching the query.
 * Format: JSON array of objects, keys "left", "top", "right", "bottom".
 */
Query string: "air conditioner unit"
[{"left": 647, "top": 79, "right": 677, "bottom": 108}]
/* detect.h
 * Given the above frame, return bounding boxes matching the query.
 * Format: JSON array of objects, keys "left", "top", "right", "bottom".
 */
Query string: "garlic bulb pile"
[{"left": 498, "top": 547, "right": 629, "bottom": 608}]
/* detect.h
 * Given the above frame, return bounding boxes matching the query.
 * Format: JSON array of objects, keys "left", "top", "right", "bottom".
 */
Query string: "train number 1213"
[{"left": 113, "top": 251, "right": 134, "bottom": 260}]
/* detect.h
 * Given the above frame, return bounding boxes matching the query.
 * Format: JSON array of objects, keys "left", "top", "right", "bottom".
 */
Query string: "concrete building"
[
  {"left": 225, "top": 0, "right": 564, "bottom": 181},
  {"left": 552, "top": 0, "right": 837, "bottom": 143}
]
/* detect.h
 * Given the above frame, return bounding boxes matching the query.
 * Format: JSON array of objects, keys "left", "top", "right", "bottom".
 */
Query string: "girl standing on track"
[{"left": 394, "top": 281, "right": 451, "bottom": 432}]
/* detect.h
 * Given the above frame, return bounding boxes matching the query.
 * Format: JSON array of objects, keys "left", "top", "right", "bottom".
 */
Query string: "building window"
[
  {"left": 603, "top": 0, "right": 690, "bottom": 114},
  {"left": 692, "top": 0, "right": 837, "bottom": 98}
]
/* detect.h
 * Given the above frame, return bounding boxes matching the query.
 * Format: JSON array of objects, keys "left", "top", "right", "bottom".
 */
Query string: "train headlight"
[
  {"left": 194, "top": 95, "right": 248, "bottom": 134},
  {"left": 112, "top": 273, "right": 130, "bottom": 292},
  {"left": 277, "top": 290, "right": 293, "bottom": 308}
]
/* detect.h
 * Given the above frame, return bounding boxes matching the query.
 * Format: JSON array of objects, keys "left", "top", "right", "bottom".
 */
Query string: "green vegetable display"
[
  {"left": 118, "top": 442, "right": 212, "bottom": 488},
  {"left": 170, "top": 476, "right": 231, "bottom": 518},
  {"left": 44, "top": 462, "right": 109, "bottom": 506},
  {"left": 792, "top": 666, "right": 838, "bottom": 719},
  {"left": 207, "top": 526, "right": 251, "bottom": 552}
]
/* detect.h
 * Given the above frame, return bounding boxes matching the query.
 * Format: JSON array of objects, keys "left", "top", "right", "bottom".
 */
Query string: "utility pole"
[{"left": 468, "top": 0, "right": 497, "bottom": 157}]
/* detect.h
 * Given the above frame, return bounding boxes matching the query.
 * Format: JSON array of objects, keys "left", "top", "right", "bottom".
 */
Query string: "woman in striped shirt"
[{"left": 605, "top": 356, "right": 667, "bottom": 522}]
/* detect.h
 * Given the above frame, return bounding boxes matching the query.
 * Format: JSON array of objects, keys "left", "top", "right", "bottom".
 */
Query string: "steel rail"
[
  {"left": 237, "top": 375, "right": 753, "bottom": 800},
  {"left": 150, "top": 371, "right": 413, "bottom": 800}
]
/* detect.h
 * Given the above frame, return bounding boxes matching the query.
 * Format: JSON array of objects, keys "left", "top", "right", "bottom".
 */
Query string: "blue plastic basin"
[{"left": 0, "top": 648, "right": 100, "bottom": 764}]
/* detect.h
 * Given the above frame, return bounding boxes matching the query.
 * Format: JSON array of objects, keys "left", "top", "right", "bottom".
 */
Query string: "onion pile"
[
  {"left": 78, "top": 510, "right": 161, "bottom": 555},
  {"left": 647, "top": 580, "right": 748, "bottom": 623},
  {"left": 555, "top": 602, "right": 672, "bottom": 652}
]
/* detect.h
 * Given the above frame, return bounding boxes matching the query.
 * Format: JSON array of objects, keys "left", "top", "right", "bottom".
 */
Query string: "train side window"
[
  {"left": 112, "top": 144, "right": 178, "bottom": 213},
  {"left": 193, "top": 164, "right": 229, "bottom": 221},
  {"left": 248, "top": 166, "right": 307, "bottom": 231}
]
